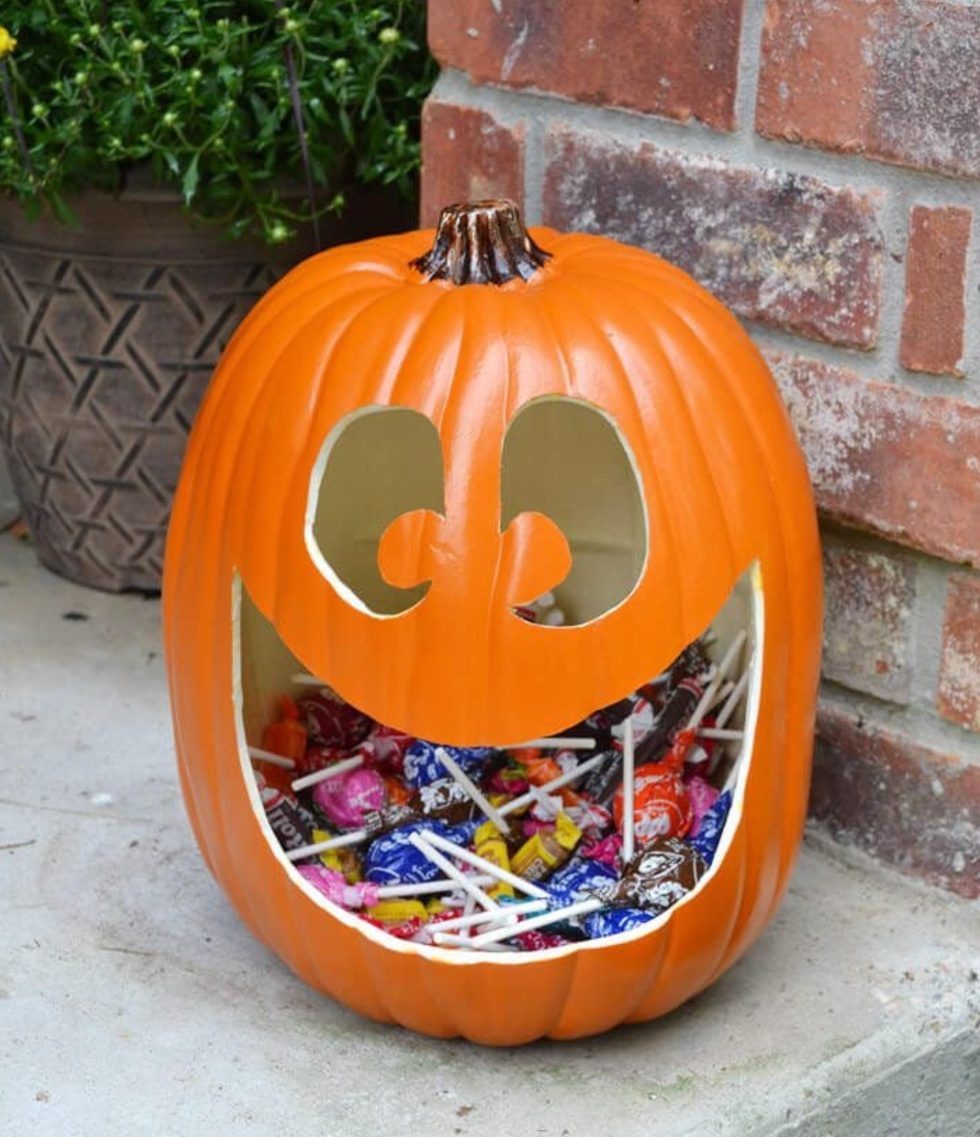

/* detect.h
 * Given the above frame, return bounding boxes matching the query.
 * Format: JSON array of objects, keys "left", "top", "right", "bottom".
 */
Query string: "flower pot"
[{"left": 0, "top": 181, "right": 406, "bottom": 591}]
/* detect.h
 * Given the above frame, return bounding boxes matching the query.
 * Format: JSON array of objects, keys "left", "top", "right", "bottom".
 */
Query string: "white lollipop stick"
[
  {"left": 286, "top": 829, "right": 366, "bottom": 861},
  {"left": 697, "top": 727, "right": 745, "bottom": 742},
  {"left": 432, "top": 899, "right": 548, "bottom": 934},
  {"left": 434, "top": 932, "right": 522, "bottom": 949},
  {"left": 375, "top": 874, "right": 496, "bottom": 900},
  {"left": 436, "top": 897, "right": 605, "bottom": 949},
  {"left": 459, "top": 893, "right": 477, "bottom": 940},
  {"left": 621, "top": 718, "right": 635, "bottom": 865},
  {"left": 291, "top": 754, "right": 363, "bottom": 793},
  {"left": 408, "top": 833, "right": 499, "bottom": 912},
  {"left": 513, "top": 737, "right": 597, "bottom": 750},
  {"left": 716, "top": 668, "right": 750, "bottom": 729},
  {"left": 417, "top": 830, "right": 550, "bottom": 898},
  {"left": 689, "top": 630, "right": 747, "bottom": 729},
  {"left": 498, "top": 749, "right": 610, "bottom": 818},
  {"left": 248, "top": 746, "right": 297, "bottom": 770},
  {"left": 707, "top": 679, "right": 735, "bottom": 712},
  {"left": 435, "top": 747, "right": 511, "bottom": 834}
]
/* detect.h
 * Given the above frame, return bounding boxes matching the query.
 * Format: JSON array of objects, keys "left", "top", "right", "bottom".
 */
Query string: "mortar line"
[
  {"left": 819, "top": 678, "right": 980, "bottom": 763},
  {"left": 733, "top": 0, "right": 767, "bottom": 140},
  {"left": 435, "top": 73, "right": 980, "bottom": 402}
]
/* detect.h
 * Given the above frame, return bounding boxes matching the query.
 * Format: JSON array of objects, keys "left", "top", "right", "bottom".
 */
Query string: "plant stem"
[{"left": 0, "top": 62, "right": 36, "bottom": 182}]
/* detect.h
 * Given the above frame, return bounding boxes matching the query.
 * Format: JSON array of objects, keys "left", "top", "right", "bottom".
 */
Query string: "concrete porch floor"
[{"left": 1, "top": 531, "right": 978, "bottom": 1137}]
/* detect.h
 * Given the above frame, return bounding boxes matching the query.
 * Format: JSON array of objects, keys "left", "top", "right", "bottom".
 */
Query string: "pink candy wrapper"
[
  {"left": 297, "top": 865, "right": 380, "bottom": 909},
  {"left": 687, "top": 776, "right": 721, "bottom": 838},
  {"left": 312, "top": 766, "right": 386, "bottom": 829}
]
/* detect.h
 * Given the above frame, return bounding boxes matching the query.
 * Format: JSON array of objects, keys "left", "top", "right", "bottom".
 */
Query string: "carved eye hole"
[
  {"left": 500, "top": 397, "right": 648, "bottom": 627},
  {"left": 306, "top": 407, "right": 444, "bottom": 616}
]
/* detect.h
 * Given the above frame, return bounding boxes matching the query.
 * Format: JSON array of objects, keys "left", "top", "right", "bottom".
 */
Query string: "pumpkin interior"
[
  {"left": 304, "top": 396, "right": 648, "bottom": 625},
  {"left": 233, "top": 558, "right": 762, "bottom": 958}
]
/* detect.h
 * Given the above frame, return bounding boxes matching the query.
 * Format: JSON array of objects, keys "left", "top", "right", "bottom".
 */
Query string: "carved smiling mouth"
[{"left": 233, "top": 563, "right": 763, "bottom": 958}]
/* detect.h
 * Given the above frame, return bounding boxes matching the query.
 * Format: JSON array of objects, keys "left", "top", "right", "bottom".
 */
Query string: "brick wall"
[{"left": 421, "top": 0, "right": 980, "bottom": 898}]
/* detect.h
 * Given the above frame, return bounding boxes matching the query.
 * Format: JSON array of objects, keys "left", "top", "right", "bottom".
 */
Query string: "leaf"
[
  {"left": 49, "top": 191, "right": 81, "bottom": 231},
  {"left": 182, "top": 154, "right": 200, "bottom": 205}
]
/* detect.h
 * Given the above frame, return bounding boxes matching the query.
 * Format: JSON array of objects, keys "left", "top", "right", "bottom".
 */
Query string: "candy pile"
[{"left": 249, "top": 627, "right": 748, "bottom": 952}]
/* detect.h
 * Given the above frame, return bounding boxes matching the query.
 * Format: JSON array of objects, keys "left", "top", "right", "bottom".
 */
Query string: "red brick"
[
  {"left": 822, "top": 542, "right": 915, "bottom": 705},
  {"left": 937, "top": 574, "right": 980, "bottom": 733},
  {"left": 757, "top": 0, "right": 980, "bottom": 179},
  {"left": 812, "top": 704, "right": 980, "bottom": 898},
  {"left": 543, "top": 124, "right": 882, "bottom": 348},
  {"left": 419, "top": 101, "right": 524, "bottom": 228},
  {"left": 769, "top": 354, "right": 980, "bottom": 568},
  {"left": 428, "top": 0, "right": 744, "bottom": 132},
  {"left": 900, "top": 206, "right": 972, "bottom": 377}
]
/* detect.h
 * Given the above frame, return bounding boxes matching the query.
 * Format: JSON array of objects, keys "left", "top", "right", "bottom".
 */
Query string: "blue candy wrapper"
[
  {"left": 547, "top": 859, "right": 619, "bottom": 910},
  {"left": 364, "top": 820, "right": 473, "bottom": 886},
  {"left": 584, "top": 907, "right": 656, "bottom": 939},
  {"left": 403, "top": 741, "right": 496, "bottom": 789},
  {"left": 688, "top": 789, "right": 731, "bottom": 865}
]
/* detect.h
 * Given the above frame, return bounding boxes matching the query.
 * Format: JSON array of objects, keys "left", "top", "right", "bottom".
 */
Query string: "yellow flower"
[{"left": 0, "top": 27, "right": 17, "bottom": 58}]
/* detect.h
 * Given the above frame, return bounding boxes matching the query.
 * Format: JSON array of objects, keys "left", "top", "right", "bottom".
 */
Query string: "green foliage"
[{"left": 0, "top": 1, "right": 436, "bottom": 242}]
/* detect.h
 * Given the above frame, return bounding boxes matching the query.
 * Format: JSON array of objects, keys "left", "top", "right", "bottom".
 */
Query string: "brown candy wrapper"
[
  {"left": 634, "top": 680, "right": 701, "bottom": 766},
  {"left": 362, "top": 777, "right": 478, "bottom": 838},
  {"left": 606, "top": 837, "right": 707, "bottom": 911}
]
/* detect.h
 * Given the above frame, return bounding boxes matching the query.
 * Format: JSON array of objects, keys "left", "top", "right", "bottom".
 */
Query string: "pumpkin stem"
[{"left": 410, "top": 200, "right": 551, "bottom": 286}]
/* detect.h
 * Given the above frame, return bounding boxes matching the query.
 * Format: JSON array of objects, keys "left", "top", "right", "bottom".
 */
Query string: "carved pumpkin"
[{"left": 163, "top": 201, "right": 822, "bottom": 1044}]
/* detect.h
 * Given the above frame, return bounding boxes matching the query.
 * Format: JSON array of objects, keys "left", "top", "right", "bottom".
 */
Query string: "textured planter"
[{"left": 0, "top": 183, "right": 404, "bottom": 591}]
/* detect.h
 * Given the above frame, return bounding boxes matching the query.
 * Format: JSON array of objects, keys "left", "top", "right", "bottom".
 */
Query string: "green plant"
[{"left": 0, "top": 1, "right": 436, "bottom": 243}]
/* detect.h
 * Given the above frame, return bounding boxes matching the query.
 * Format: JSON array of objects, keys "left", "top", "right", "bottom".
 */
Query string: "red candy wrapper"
[
  {"left": 298, "top": 744, "right": 347, "bottom": 776},
  {"left": 487, "top": 764, "right": 530, "bottom": 796},
  {"left": 298, "top": 690, "right": 372, "bottom": 750},
  {"left": 614, "top": 761, "right": 693, "bottom": 844},
  {"left": 513, "top": 928, "right": 573, "bottom": 951},
  {"left": 356, "top": 723, "right": 414, "bottom": 774}
]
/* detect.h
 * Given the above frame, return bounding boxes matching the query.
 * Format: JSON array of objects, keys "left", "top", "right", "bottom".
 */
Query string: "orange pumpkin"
[{"left": 163, "top": 201, "right": 822, "bottom": 1044}]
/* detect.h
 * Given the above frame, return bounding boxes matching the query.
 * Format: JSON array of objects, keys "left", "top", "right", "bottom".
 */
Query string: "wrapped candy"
[
  {"left": 361, "top": 899, "right": 428, "bottom": 940},
  {"left": 403, "top": 741, "right": 495, "bottom": 789},
  {"left": 686, "top": 776, "right": 721, "bottom": 838},
  {"left": 297, "top": 864, "right": 379, "bottom": 909},
  {"left": 298, "top": 689, "right": 372, "bottom": 750},
  {"left": 688, "top": 790, "right": 732, "bottom": 865},
  {"left": 258, "top": 776, "right": 316, "bottom": 855},
  {"left": 584, "top": 907, "right": 656, "bottom": 939},
  {"left": 511, "top": 812, "right": 582, "bottom": 882},
  {"left": 257, "top": 695, "right": 307, "bottom": 792},
  {"left": 614, "top": 761, "right": 693, "bottom": 845},
  {"left": 363, "top": 821, "right": 475, "bottom": 887},
  {"left": 580, "top": 833, "right": 623, "bottom": 870},
  {"left": 604, "top": 838, "right": 707, "bottom": 912},
  {"left": 356, "top": 723, "right": 415, "bottom": 774},
  {"left": 311, "top": 765, "right": 387, "bottom": 830},
  {"left": 546, "top": 859, "right": 619, "bottom": 910}
]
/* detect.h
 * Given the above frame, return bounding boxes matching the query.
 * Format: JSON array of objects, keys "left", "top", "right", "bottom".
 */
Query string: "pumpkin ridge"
[
  {"left": 674, "top": 324, "right": 815, "bottom": 954},
  {"left": 540, "top": 274, "right": 690, "bottom": 642},
  {"left": 165, "top": 277, "right": 391, "bottom": 578},
  {"left": 565, "top": 270, "right": 743, "bottom": 578},
  {"left": 236, "top": 288, "right": 400, "bottom": 612}
]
